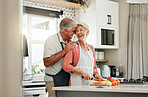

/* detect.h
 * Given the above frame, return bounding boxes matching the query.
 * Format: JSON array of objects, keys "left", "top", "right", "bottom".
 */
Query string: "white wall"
[
  {"left": 75, "top": 0, "right": 97, "bottom": 47},
  {"left": 0, "top": 0, "right": 2, "bottom": 96},
  {"left": 1, "top": 0, "right": 23, "bottom": 97},
  {"left": 104, "top": 0, "right": 129, "bottom": 78}
]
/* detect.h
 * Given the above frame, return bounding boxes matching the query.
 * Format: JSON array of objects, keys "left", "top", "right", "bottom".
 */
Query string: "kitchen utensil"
[
  {"left": 101, "top": 65, "right": 110, "bottom": 78},
  {"left": 135, "top": 79, "right": 143, "bottom": 83},
  {"left": 119, "top": 64, "right": 123, "bottom": 78},
  {"left": 129, "top": 78, "right": 136, "bottom": 83},
  {"left": 82, "top": 76, "right": 93, "bottom": 80},
  {"left": 98, "top": 51, "right": 104, "bottom": 60},
  {"left": 143, "top": 76, "right": 148, "bottom": 82},
  {"left": 95, "top": 51, "right": 99, "bottom": 59},
  {"left": 123, "top": 79, "right": 128, "bottom": 83},
  {"left": 121, "top": 78, "right": 145, "bottom": 84},
  {"left": 109, "top": 65, "right": 116, "bottom": 77}
]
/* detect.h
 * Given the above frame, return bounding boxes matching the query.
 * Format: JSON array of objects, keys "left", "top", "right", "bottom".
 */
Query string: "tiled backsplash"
[{"left": 23, "top": 0, "right": 75, "bottom": 22}]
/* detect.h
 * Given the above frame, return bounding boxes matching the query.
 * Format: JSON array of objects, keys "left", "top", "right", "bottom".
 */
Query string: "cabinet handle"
[{"left": 107, "top": 15, "right": 111, "bottom": 25}]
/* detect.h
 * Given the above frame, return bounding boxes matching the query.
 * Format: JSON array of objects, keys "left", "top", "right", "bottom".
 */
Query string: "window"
[{"left": 23, "top": 14, "right": 58, "bottom": 74}]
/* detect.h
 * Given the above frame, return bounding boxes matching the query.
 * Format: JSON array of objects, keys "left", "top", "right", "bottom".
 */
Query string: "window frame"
[{"left": 23, "top": 13, "right": 58, "bottom": 74}]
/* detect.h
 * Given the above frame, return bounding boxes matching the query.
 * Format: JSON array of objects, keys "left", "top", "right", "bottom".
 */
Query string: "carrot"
[{"left": 92, "top": 81, "right": 102, "bottom": 84}]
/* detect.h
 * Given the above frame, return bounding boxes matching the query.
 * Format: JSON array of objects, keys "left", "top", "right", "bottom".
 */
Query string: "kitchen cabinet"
[
  {"left": 96, "top": 0, "right": 119, "bottom": 49},
  {"left": 75, "top": 0, "right": 119, "bottom": 49},
  {"left": 96, "top": 0, "right": 118, "bottom": 28}
]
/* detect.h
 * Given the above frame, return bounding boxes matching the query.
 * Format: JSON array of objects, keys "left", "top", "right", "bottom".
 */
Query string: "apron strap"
[
  {"left": 45, "top": 73, "right": 54, "bottom": 77},
  {"left": 57, "top": 33, "right": 64, "bottom": 50},
  {"left": 60, "top": 42, "right": 64, "bottom": 50}
]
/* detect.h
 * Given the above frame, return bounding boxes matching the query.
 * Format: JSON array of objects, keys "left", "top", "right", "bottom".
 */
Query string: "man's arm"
[
  {"left": 44, "top": 49, "right": 66, "bottom": 67},
  {"left": 44, "top": 41, "right": 76, "bottom": 67}
]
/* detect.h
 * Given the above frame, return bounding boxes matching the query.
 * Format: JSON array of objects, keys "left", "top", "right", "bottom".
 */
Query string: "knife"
[{"left": 82, "top": 76, "right": 93, "bottom": 80}]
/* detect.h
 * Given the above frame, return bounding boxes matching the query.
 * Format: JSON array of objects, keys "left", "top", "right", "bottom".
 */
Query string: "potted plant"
[
  {"left": 79, "top": 0, "right": 88, "bottom": 11},
  {"left": 68, "top": 0, "right": 89, "bottom": 12}
]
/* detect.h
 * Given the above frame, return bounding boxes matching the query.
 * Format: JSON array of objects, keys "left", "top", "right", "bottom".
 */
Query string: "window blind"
[{"left": 23, "top": 6, "right": 63, "bottom": 18}]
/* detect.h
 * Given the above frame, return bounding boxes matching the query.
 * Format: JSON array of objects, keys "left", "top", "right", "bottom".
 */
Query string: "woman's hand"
[
  {"left": 93, "top": 74, "right": 103, "bottom": 81},
  {"left": 81, "top": 72, "right": 91, "bottom": 80}
]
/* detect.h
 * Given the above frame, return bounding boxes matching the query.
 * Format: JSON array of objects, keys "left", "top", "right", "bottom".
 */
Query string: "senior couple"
[{"left": 43, "top": 18, "right": 103, "bottom": 97}]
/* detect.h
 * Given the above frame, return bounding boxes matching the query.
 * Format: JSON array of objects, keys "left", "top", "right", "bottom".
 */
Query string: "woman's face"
[{"left": 75, "top": 25, "right": 88, "bottom": 42}]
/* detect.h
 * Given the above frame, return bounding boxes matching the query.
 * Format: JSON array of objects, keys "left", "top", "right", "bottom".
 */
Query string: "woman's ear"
[{"left": 86, "top": 30, "right": 89, "bottom": 36}]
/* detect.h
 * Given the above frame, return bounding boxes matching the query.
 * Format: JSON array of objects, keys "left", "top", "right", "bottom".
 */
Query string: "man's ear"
[{"left": 64, "top": 29, "right": 68, "bottom": 33}]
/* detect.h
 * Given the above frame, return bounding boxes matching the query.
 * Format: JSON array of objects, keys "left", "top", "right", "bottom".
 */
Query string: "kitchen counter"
[
  {"left": 52, "top": 84, "right": 148, "bottom": 97},
  {"left": 53, "top": 84, "right": 148, "bottom": 93}
]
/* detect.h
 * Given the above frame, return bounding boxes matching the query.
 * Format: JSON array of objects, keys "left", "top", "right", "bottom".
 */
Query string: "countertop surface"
[{"left": 52, "top": 84, "right": 148, "bottom": 93}]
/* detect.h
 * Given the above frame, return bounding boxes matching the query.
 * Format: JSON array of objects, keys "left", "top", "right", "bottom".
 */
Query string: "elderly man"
[{"left": 43, "top": 18, "right": 77, "bottom": 97}]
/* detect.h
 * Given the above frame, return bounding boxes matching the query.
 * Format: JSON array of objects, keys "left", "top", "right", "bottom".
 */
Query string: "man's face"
[{"left": 66, "top": 27, "right": 76, "bottom": 40}]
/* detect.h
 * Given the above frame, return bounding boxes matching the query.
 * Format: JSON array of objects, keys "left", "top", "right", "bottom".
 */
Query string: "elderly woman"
[{"left": 63, "top": 22, "right": 103, "bottom": 86}]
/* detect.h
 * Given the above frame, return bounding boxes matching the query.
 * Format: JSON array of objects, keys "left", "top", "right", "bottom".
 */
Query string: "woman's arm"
[
  {"left": 72, "top": 68, "right": 92, "bottom": 80},
  {"left": 62, "top": 49, "right": 75, "bottom": 74},
  {"left": 63, "top": 42, "right": 80, "bottom": 73}
]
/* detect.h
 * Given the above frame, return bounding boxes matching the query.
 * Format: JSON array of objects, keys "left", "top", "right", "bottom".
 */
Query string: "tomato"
[
  {"left": 115, "top": 79, "right": 120, "bottom": 85},
  {"left": 111, "top": 80, "right": 118, "bottom": 86},
  {"left": 107, "top": 77, "right": 112, "bottom": 81},
  {"left": 111, "top": 80, "right": 114, "bottom": 83}
]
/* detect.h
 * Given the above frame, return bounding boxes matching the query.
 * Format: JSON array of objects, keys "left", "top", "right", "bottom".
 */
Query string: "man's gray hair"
[{"left": 60, "top": 18, "right": 77, "bottom": 32}]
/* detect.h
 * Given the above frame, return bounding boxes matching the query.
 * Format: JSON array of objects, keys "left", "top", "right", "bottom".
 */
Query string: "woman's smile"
[
  {"left": 78, "top": 34, "right": 83, "bottom": 37},
  {"left": 76, "top": 25, "right": 88, "bottom": 41}
]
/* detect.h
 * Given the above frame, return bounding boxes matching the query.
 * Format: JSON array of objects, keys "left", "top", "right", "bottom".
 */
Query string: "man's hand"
[
  {"left": 44, "top": 41, "right": 76, "bottom": 67},
  {"left": 64, "top": 41, "right": 76, "bottom": 53}
]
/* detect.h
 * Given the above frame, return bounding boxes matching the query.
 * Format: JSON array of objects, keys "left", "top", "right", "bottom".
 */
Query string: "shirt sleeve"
[
  {"left": 62, "top": 49, "right": 75, "bottom": 74},
  {"left": 43, "top": 38, "right": 57, "bottom": 58}
]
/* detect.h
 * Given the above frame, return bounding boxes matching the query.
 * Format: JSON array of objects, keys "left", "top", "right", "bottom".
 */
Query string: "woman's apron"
[{"left": 71, "top": 43, "right": 94, "bottom": 86}]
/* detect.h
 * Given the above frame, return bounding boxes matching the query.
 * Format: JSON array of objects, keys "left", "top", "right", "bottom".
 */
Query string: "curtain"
[{"left": 127, "top": 4, "right": 148, "bottom": 79}]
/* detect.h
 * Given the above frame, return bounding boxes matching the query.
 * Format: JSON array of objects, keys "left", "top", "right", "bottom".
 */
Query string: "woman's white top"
[{"left": 71, "top": 43, "right": 94, "bottom": 86}]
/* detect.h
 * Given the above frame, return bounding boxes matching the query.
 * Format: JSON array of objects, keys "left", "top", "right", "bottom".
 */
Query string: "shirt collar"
[
  {"left": 57, "top": 33, "right": 71, "bottom": 44},
  {"left": 57, "top": 33, "right": 64, "bottom": 43}
]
